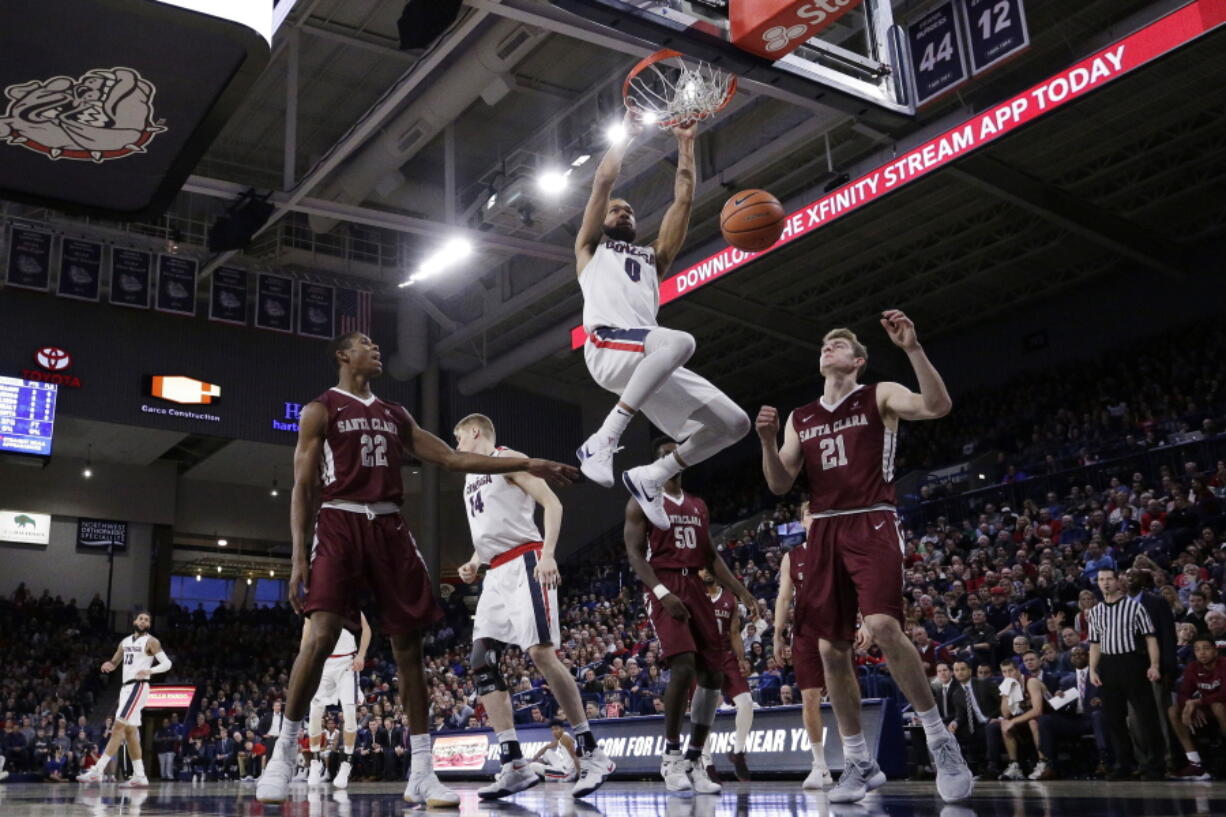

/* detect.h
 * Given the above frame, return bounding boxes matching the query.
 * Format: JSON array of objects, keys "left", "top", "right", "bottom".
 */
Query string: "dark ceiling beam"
[
  {"left": 680, "top": 287, "right": 825, "bottom": 353},
  {"left": 947, "top": 154, "right": 1186, "bottom": 278}
]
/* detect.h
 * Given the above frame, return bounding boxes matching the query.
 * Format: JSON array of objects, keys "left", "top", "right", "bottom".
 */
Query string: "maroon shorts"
[
  {"left": 795, "top": 508, "right": 904, "bottom": 643},
  {"left": 645, "top": 571, "right": 724, "bottom": 674},
  {"left": 792, "top": 633, "right": 826, "bottom": 691},
  {"left": 720, "top": 652, "right": 749, "bottom": 699},
  {"left": 304, "top": 508, "right": 442, "bottom": 636}
]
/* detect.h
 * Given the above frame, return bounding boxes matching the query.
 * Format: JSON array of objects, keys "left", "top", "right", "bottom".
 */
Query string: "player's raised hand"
[
  {"left": 755, "top": 406, "right": 780, "bottom": 441},
  {"left": 623, "top": 108, "right": 645, "bottom": 141},
  {"left": 527, "top": 458, "right": 580, "bottom": 487},
  {"left": 661, "top": 593, "right": 690, "bottom": 622},
  {"left": 673, "top": 120, "right": 697, "bottom": 143},
  {"left": 289, "top": 557, "right": 309, "bottom": 615},
  {"left": 881, "top": 309, "right": 920, "bottom": 350},
  {"left": 458, "top": 559, "right": 481, "bottom": 585},
  {"left": 101, "top": 661, "right": 115, "bottom": 673},
  {"left": 534, "top": 554, "right": 560, "bottom": 590}
]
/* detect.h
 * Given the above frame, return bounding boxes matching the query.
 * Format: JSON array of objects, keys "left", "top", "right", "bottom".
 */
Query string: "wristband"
[{"left": 652, "top": 584, "right": 670, "bottom": 600}]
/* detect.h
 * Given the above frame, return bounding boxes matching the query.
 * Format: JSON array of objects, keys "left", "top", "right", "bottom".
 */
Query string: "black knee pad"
[{"left": 471, "top": 639, "right": 506, "bottom": 695}]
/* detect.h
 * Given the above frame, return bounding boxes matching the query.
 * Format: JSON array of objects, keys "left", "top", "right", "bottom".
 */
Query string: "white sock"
[
  {"left": 598, "top": 406, "right": 634, "bottom": 441},
  {"left": 917, "top": 706, "right": 946, "bottom": 741},
  {"left": 132, "top": 758, "right": 145, "bottom": 777},
  {"left": 410, "top": 733, "right": 432, "bottom": 777},
  {"left": 733, "top": 693, "right": 753, "bottom": 754},
  {"left": 1187, "top": 750, "right": 1202, "bottom": 764},
  {"left": 98, "top": 753, "right": 112, "bottom": 769},
  {"left": 641, "top": 451, "right": 684, "bottom": 484},
  {"left": 811, "top": 743, "right": 827, "bottom": 768},
  {"left": 842, "top": 733, "right": 870, "bottom": 763}
]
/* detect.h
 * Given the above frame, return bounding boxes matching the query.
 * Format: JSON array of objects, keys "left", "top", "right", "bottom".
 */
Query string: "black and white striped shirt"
[{"left": 1087, "top": 597, "right": 1154, "bottom": 655}]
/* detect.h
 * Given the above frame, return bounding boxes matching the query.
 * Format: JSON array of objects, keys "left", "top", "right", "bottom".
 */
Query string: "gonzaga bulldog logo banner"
[{"left": 0, "top": 66, "right": 165, "bottom": 162}]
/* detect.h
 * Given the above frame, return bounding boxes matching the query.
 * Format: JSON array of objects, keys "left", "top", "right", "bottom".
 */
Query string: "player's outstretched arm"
[
  {"left": 354, "top": 612, "right": 372, "bottom": 671},
  {"left": 290, "top": 402, "right": 327, "bottom": 614},
  {"left": 507, "top": 450, "right": 563, "bottom": 590},
  {"left": 773, "top": 552, "right": 794, "bottom": 659},
  {"left": 404, "top": 414, "right": 579, "bottom": 487},
  {"left": 652, "top": 123, "right": 697, "bottom": 277},
  {"left": 757, "top": 406, "right": 803, "bottom": 495},
  {"left": 624, "top": 499, "right": 688, "bottom": 622},
  {"left": 877, "top": 309, "right": 952, "bottom": 422},
  {"left": 576, "top": 110, "right": 644, "bottom": 269}
]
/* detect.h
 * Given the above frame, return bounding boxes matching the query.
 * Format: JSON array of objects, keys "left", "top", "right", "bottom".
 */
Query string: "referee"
[{"left": 1087, "top": 566, "right": 1164, "bottom": 779}]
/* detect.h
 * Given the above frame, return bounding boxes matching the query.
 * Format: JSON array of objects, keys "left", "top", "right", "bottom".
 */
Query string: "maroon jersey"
[
  {"left": 315, "top": 388, "right": 408, "bottom": 505},
  {"left": 793, "top": 383, "right": 896, "bottom": 512},
  {"left": 646, "top": 491, "right": 712, "bottom": 570},
  {"left": 709, "top": 588, "right": 736, "bottom": 651}
]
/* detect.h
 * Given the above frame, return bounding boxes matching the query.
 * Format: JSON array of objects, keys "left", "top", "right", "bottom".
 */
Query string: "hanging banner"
[
  {"left": 209, "top": 267, "right": 248, "bottom": 325},
  {"left": 255, "top": 272, "right": 293, "bottom": 333},
  {"left": 57, "top": 238, "right": 103, "bottom": 301},
  {"left": 156, "top": 254, "right": 198, "bottom": 316},
  {"left": 110, "top": 248, "right": 153, "bottom": 309},
  {"left": 297, "top": 282, "right": 335, "bottom": 340},
  {"left": 6, "top": 225, "right": 53, "bottom": 291}
]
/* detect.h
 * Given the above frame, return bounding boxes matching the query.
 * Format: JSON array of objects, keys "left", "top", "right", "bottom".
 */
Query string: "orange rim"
[{"left": 622, "top": 48, "right": 738, "bottom": 128}]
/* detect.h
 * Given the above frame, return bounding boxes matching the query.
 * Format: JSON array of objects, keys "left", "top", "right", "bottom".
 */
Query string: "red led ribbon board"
[{"left": 571, "top": 0, "right": 1226, "bottom": 350}]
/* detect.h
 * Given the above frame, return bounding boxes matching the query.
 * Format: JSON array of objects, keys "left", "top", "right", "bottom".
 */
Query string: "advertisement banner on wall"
[
  {"left": 433, "top": 700, "right": 903, "bottom": 779},
  {"left": 77, "top": 518, "right": 128, "bottom": 550},
  {"left": 0, "top": 510, "right": 52, "bottom": 546}
]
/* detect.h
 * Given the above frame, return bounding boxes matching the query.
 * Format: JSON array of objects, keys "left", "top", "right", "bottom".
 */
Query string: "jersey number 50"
[
  {"left": 360, "top": 434, "right": 388, "bottom": 467},
  {"left": 673, "top": 526, "right": 697, "bottom": 549}
]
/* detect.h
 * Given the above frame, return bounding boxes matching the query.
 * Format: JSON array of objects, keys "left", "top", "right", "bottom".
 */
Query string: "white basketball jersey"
[
  {"left": 580, "top": 238, "right": 659, "bottom": 331},
  {"left": 464, "top": 447, "right": 543, "bottom": 564},
  {"left": 332, "top": 626, "right": 357, "bottom": 655},
  {"left": 121, "top": 633, "right": 154, "bottom": 684}
]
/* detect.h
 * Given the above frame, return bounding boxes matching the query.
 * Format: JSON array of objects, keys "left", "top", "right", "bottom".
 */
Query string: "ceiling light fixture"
[
  {"left": 571, "top": 154, "right": 591, "bottom": 167},
  {"left": 217, "top": 537, "right": 228, "bottom": 547},
  {"left": 400, "top": 236, "right": 474, "bottom": 288},
  {"left": 537, "top": 169, "right": 568, "bottom": 195}
]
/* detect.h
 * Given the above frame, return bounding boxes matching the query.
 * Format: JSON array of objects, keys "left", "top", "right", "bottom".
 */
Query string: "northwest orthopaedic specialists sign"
[
  {"left": 571, "top": 0, "right": 1226, "bottom": 349},
  {"left": 434, "top": 701, "right": 904, "bottom": 779}
]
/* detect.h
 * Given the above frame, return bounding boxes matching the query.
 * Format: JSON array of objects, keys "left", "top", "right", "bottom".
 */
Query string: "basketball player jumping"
[
  {"left": 77, "top": 611, "right": 172, "bottom": 786},
  {"left": 757, "top": 312, "right": 972, "bottom": 802},
  {"left": 576, "top": 113, "right": 750, "bottom": 528},
  {"left": 303, "top": 612, "right": 370, "bottom": 789},
  {"left": 698, "top": 567, "right": 756, "bottom": 782},
  {"left": 625, "top": 438, "right": 758, "bottom": 794},
  {"left": 453, "top": 413, "right": 615, "bottom": 800},
  {"left": 256, "top": 332, "right": 577, "bottom": 805},
  {"left": 773, "top": 502, "right": 832, "bottom": 790}
]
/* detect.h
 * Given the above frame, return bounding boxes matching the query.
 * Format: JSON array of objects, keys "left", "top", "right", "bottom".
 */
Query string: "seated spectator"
[{"left": 1035, "top": 646, "right": 1107, "bottom": 780}]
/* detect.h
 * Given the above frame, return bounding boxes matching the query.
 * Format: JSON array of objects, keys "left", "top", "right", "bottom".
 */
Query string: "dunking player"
[
  {"left": 575, "top": 113, "right": 750, "bottom": 528},
  {"left": 257, "top": 332, "right": 577, "bottom": 805},
  {"left": 757, "top": 312, "right": 973, "bottom": 803},
  {"left": 77, "top": 612, "right": 172, "bottom": 786},
  {"left": 698, "top": 567, "right": 755, "bottom": 782},
  {"left": 625, "top": 438, "right": 758, "bottom": 793},
  {"left": 453, "top": 413, "right": 614, "bottom": 800},
  {"left": 304, "top": 612, "right": 370, "bottom": 789},
  {"left": 773, "top": 502, "right": 832, "bottom": 790}
]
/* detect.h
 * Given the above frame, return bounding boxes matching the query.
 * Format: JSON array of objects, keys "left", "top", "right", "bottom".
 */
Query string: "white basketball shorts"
[
  {"left": 115, "top": 680, "right": 150, "bottom": 727},
  {"left": 473, "top": 543, "right": 560, "bottom": 650},
  {"left": 584, "top": 326, "right": 725, "bottom": 441},
  {"left": 312, "top": 654, "right": 361, "bottom": 709}
]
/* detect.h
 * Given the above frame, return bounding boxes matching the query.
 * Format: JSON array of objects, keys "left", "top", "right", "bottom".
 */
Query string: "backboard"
[{"left": 551, "top": 0, "right": 915, "bottom": 121}]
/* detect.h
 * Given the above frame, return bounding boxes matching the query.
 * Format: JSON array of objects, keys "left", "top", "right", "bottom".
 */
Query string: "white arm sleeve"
[{"left": 149, "top": 651, "right": 173, "bottom": 675}]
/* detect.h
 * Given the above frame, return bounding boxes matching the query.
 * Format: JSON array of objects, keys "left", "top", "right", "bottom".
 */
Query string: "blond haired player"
[
  {"left": 454, "top": 413, "right": 614, "bottom": 800},
  {"left": 758, "top": 312, "right": 972, "bottom": 803},
  {"left": 304, "top": 612, "right": 370, "bottom": 788},
  {"left": 77, "top": 611, "right": 172, "bottom": 787},
  {"left": 575, "top": 112, "right": 750, "bottom": 528}
]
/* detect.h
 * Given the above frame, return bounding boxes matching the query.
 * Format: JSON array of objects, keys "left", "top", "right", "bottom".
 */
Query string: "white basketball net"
[{"left": 625, "top": 54, "right": 735, "bottom": 129}]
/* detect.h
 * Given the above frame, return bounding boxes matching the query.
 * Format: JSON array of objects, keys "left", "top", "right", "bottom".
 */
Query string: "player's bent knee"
[{"left": 471, "top": 639, "right": 507, "bottom": 695}]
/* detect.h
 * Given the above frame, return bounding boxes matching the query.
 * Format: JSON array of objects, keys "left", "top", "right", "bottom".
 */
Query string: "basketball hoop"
[{"left": 623, "top": 49, "right": 737, "bottom": 129}]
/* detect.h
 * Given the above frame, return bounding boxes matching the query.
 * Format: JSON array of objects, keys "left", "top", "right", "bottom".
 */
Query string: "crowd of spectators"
[{"left": 4, "top": 323, "right": 1226, "bottom": 782}]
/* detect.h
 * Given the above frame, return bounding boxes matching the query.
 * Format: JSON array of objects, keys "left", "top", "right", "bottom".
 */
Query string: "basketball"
[{"left": 720, "top": 189, "right": 785, "bottom": 252}]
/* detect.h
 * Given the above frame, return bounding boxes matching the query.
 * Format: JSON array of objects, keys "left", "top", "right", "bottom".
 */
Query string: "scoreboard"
[{"left": 0, "top": 376, "right": 58, "bottom": 456}]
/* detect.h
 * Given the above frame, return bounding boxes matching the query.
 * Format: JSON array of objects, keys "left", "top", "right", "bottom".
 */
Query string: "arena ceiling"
[{"left": 8, "top": 0, "right": 1225, "bottom": 419}]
